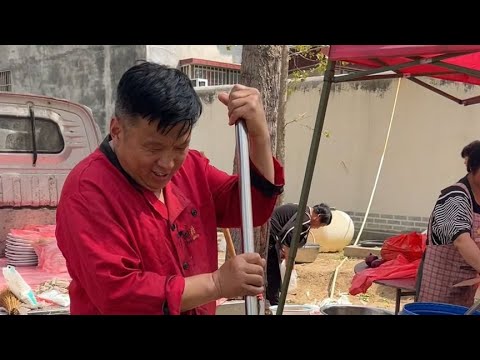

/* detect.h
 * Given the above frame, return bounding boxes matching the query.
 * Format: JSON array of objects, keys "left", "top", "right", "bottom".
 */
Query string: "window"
[
  {"left": 179, "top": 58, "right": 241, "bottom": 87},
  {"left": 0, "top": 70, "right": 12, "bottom": 92},
  {"left": 0, "top": 115, "right": 64, "bottom": 153}
]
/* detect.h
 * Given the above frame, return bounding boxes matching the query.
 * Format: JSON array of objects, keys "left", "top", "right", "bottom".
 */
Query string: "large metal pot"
[
  {"left": 320, "top": 304, "right": 394, "bottom": 315},
  {"left": 269, "top": 304, "right": 320, "bottom": 315},
  {"left": 295, "top": 243, "right": 320, "bottom": 264}
]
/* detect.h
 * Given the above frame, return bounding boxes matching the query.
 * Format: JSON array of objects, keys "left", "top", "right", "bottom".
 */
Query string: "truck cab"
[{"left": 0, "top": 92, "right": 102, "bottom": 255}]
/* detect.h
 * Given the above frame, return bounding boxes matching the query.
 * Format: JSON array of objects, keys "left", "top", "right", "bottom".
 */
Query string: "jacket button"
[
  {"left": 191, "top": 209, "right": 198, "bottom": 217},
  {"left": 170, "top": 223, "right": 176, "bottom": 231},
  {"left": 183, "top": 262, "right": 189, "bottom": 270}
]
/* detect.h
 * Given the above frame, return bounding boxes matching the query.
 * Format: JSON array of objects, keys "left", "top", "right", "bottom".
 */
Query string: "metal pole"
[
  {"left": 235, "top": 120, "right": 259, "bottom": 315},
  {"left": 333, "top": 53, "right": 464, "bottom": 83},
  {"left": 276, "top": 60, "right": 337, "bottom": 315}
]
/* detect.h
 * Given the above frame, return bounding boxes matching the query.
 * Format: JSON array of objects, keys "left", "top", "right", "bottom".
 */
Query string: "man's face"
[
  {"left": 311, "top": 214, "right": 319, "bottom": 228},
  {"left": 110, "top": 116, "right": 190, "bottom": 194},
  {"left": 310, "top": 213, "right": 326, "bottom": 229}
]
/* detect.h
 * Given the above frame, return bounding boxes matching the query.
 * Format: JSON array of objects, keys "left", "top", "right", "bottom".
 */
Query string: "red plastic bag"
[
  {"left": 18, "top": 225, "right": 68, "bottom": 274},
  {"left": 31, "top": 240, "right": 68, "bottom": 274},
  {"left": 380, "top": 232, "right": 426, "bottom": 262}
]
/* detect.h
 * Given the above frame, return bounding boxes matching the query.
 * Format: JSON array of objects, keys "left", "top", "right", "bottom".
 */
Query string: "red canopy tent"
[
  {"left": 323, "top": 45, "right": 480, "bottom": 105},
  {"left": 276, "top": 45, "right": 480, "bottom": 314}
]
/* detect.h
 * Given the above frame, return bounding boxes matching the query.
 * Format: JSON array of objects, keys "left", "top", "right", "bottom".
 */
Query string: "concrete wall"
[
  {"left": 146, "top": 45, "right": 242, "bottom": 67},
  {"left": 0, "top": 45, "right": 146, "bottom": 135},
  {"left": 193, "top": 78, "right": 480, "bottom": 235}
]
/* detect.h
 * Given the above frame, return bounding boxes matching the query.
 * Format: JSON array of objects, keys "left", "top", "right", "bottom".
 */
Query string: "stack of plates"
[{"left": 5, "top": 233, "right": 38, "bottom": 266}]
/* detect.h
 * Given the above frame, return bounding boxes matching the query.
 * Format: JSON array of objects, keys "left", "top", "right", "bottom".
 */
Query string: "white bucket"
[{"left": 269, "top": 304, "right": 320, "bottom": 315}]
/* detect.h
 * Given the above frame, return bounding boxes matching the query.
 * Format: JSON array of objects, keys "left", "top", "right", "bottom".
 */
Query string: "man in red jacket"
[{"left": 55, "top": 61, "right": 285, "bottom": 315}]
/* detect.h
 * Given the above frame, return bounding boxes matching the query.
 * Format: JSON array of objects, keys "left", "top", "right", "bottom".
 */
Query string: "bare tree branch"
[
  {"left": 285, "top": 112, "right": 309, "bottom": 127},
  {"left": 285, "top": 113, "right": 330, "bottom": 135},
  {"left": 298, "top": 123, "right": 314, "bottom": 131}
]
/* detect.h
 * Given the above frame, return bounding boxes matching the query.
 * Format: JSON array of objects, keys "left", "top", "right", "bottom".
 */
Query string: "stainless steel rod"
[{"left": 235, "top": 120, "right": 258, "bottom": 315}]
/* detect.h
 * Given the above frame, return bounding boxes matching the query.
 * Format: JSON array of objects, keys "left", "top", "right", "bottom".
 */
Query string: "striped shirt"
[{"left": 430, "top": 176, "right": 479, "bottom": 245}]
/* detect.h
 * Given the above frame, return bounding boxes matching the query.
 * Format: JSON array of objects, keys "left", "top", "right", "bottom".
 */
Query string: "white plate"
[
  {"left": 5, "top": 242, "right": 35, "bottom": 248},
  {"left": 5, "top": 244, "right": 35, "bottom": 252},
  {"left": 6, "top": 239, "right": 34, "bottom": 243},
  {"left": 6, "top": 261, "right": 38, "bottom": 267},
  {"left": 7, "top": 233, "right": 35, "bottom": 240},
  {"left": 6, "top": 238, "right": 34, "bottom": 244},
  {"left": 4, "top": 248, "right": 36, "bottom": 255},
  {"left": 5, "top": 253, "right": 37, "bottom": 260}
]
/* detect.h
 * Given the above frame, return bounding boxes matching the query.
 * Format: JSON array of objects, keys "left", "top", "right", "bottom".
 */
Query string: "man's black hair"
[
  {"left": 461, "top": 140, "right": 480, "bottom": 159},
  {"left": 467, "top": 146, "right": 480, "bottom": 173},
  {"left": 114, "top": 61, "right": 202, "bottom": 137},
  {"left": 313, "top": 203, "right": 333, "bottom": 225}
]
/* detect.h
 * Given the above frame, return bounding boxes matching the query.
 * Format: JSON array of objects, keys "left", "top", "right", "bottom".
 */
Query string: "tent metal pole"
[
  {"left": 276, "top": 59, "right": 336, "bottom": 315},
  {"left": 408, "top": 77, "right": 463, "bottom": 104},
  {"left": 333, "top": 53, "right": 463, "bottom": 83}
]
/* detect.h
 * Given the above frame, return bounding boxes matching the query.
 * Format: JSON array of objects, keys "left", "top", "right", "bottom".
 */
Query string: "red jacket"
[{"left": 56, "top": 137, "right": 285, "bottom": 315}]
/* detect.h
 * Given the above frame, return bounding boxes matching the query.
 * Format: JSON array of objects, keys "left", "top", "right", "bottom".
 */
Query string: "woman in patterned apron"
[{"left": 417, "top": 146, "right": 480, "bottom": 307}]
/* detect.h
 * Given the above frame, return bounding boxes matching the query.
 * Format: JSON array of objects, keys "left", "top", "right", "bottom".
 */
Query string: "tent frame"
[{"left": 276, "top": 46, "right": 480, "bottom": 315}]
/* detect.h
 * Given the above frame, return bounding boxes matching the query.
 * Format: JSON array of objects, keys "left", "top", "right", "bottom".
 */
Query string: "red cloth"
[
  {"left": 56, "top": 148, "right": 284, "bottom": 315},
  {"left": 349, "top": 254, "right": 420, "bottom": 295}
]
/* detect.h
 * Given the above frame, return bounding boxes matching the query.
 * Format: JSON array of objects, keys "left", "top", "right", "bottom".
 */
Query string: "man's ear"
[{"left": 110, "top": 117, "right": 122, "bottom": 140}]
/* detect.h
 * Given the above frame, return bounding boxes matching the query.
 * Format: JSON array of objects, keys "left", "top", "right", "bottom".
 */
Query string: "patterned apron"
[{"left": 417, "top": 182, "right": 480, "bottom": 307}]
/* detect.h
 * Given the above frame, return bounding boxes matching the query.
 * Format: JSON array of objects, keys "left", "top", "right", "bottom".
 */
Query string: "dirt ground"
[
  {"left": 217, "top": 245, "right": 415, "bottom": 312},
  {"left": 286, "top": 252, "right": 414, "bottom": 311}
]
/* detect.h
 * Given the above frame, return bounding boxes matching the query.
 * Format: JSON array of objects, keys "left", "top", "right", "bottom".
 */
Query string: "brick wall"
[{"left": 344, "top": 211, "right": 429, "bottom": 235}]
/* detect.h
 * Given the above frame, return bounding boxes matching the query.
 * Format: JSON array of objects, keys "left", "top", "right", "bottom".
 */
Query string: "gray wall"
[{"left": 0, "top": 45, "right": 146, "bottom": 135}]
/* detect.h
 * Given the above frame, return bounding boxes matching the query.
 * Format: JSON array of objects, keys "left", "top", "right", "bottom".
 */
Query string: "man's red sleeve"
[{"left": 204, "top": 156, "right": 285, "bottom": 228}]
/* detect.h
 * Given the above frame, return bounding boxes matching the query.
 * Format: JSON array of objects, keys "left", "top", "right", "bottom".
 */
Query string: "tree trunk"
[
  {"left": 229, "top": 45, "right": 283, "bottom": 261},
  {"left": 275, "top": 45, "right": 289, "bottom": 206}
]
